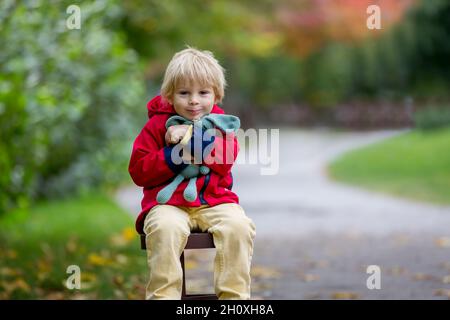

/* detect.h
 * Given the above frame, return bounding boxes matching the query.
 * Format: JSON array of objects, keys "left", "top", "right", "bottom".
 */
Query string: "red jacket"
[{"left": 129, "top": 95, "right": 239, "bottom": 234}]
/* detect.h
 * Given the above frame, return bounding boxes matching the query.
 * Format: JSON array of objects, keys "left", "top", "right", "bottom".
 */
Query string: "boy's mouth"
[{"left": 187, "top": 109, "right": 202, "bottom": 116}]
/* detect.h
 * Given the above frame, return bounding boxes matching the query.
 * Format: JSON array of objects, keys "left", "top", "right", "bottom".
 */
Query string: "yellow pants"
[{"left": 143, "top": 203, "right": 256, "bottom": 300}]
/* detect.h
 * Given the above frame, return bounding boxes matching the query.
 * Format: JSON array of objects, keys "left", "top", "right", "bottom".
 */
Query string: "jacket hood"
[{"left": 147, "top": 95, "right": 225, "bottom": 118}]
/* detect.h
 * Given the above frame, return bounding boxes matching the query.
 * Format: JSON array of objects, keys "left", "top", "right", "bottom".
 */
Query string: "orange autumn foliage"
[{"left": 276, "top": 0, "right": 417, "bottom": 57}]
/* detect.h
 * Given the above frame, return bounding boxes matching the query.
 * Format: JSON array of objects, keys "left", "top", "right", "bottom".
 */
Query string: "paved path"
[{"left": 116, "top": 128, "right": 450, "bottom": 299}]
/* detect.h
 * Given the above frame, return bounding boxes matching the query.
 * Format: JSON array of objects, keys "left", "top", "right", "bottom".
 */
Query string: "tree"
[
  {"left": 0, "top": 0, "right": 144, "bottom": 213},
  {"left": 275, "top": 0, "right": 415, "bottom": 57}
]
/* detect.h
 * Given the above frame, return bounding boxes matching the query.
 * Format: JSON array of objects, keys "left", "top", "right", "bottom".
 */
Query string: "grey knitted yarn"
[{"left": 156, "top": 113, "right": 240, "bottom": 204}]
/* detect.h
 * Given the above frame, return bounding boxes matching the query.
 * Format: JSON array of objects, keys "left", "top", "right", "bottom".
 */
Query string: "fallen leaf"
[
  {"left": 298, "top": 273, "right": 320, "bottom": 282},
  {"left": 412, "top": 273, "right": 436, "bottom": 281},
  {"left": 0, "top": 267, "right": 23, "bottom": 277},
  {"left": 115, "top": 254, "right": 128, "bottom": 265},
  {"left": 0, "top": 291, "right": 9, "bottom": 299},
  {"left": 126, "top": 291, "right": 141, "bottom": 300},
  {"left": 113, "top": 289, "right": 126, "bottom": 299},
  {"left": 88, "top": 253, "right": 113, "bottom": 266},
  {"left": 132, "top": 282, "right": 146, "bottom": 293},
  {"left": 434, "top": 289, "right": 450, "bottom": 298},
  {"left": 70, "top": 293, "right": 92, "bottom": 300},
  {"left": 435, "top": 237, "right": 450, "bottom": 248},
  {"left": 113, "top": 275, "right": 124, "bottom": 287},
  {"left": 80, "top": 272, "right": 98, "bottom": 283},
  {"left": 6, "top": 250, "right": 17, "bottom": 259},
  {"left": 110, "top": 234, "right": 128, "bottom": 247},
  {"left": 122, "top": 227, "right": 137, "bottom": 241},
  {"left": 442, "top": 275, "right": 450, "bottom": 284},
  {"left": 2, "top": 278, "right": 31, "bottom": 294},
  {"left": 185, "top": 260, "right": 199, "bottom": 270},
  {"left": 386, "top": 266, "right": 408, "bottom": 276},
  {"left": 307, "top": 260, "right": 329, "bottom": 269},
  {"left": 186, "top": 251, "right": 206, "bottom": 262},
  {"left": 45, "top": 292, "right": 65, "bottom": 300},
  {"left": 251, "top": 266, "right": 281, "bottom": 279},
  {"left": 36, "top": 258, "right": 52, "bottom": 273},
  {"left": 331, "top": 292, "right": 360, "bottom": 299}
]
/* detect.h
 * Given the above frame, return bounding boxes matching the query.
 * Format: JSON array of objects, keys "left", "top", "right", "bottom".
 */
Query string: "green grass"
[
  {"left": 0, "top": 193, "right": 147, "bottom": 299},
  {"left": 328, "top": 127, "right": 450, "bottom": 205}
]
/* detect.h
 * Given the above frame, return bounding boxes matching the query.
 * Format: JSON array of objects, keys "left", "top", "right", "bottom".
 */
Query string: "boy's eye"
[
  {"left": 178, "top": 91, "right": 188, "bottom": 95},
  {"left": 200, "top": 91, "right": 210, "bottom": 95}
]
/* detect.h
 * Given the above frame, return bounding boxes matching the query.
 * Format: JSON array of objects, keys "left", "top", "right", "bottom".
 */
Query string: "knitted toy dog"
[{"left": 156, "top": 114, "right": 240, "bottom": 204}]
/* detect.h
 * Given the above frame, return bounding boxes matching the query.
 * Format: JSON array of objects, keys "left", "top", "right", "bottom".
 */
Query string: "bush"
[
  {"left": 0, "top": 0, "right": 145, "bottom": 213},
  {"left": 414, "top": 106, "right": 450, "bottom": 130}
]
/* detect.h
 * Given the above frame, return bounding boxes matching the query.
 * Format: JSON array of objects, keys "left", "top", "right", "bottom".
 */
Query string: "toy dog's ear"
[
  {"left": 165, "top": 115, "right": 190, "bottom": 128},
  {"left": 205, "top": 114, "right": 240, "bottom": 133}
]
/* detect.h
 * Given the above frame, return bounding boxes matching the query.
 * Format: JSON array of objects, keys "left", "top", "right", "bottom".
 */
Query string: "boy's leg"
[
  {"left": 194, "top": 203, "right": 256, "bottom": 300},
  {"left": 143, "top": 205, "right": 192, "bottom": 300}
]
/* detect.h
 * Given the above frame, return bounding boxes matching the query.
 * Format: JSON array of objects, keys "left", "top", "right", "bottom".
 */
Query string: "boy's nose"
[{"left": 189, "top": 96, "right": 199, "bottom": 105}]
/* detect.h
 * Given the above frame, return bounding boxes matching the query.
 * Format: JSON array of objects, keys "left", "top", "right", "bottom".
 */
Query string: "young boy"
[{"left": 128, "top": 47, "right": 256, "bottom": 300}]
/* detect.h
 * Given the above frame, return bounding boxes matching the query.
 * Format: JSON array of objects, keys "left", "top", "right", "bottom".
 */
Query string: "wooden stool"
[{"left": 140, "top": 231, "right": 218, "bottom": 300}]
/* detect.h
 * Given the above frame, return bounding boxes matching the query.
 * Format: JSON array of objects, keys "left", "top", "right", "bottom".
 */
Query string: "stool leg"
[{"left": 181, "top": 252, "right": 186, "bottom": 299}]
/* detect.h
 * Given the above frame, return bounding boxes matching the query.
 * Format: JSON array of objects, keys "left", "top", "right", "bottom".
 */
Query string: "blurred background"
[{"left": 1, "top": 0, "right": 449, "bottom": 299}]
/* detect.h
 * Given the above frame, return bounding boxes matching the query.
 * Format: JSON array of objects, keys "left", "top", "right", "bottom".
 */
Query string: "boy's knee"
[
  {"left": 145, "top": 219, "right": 190, "bottom": 250},
  {"left": 219, "top": 215, "right": 256, "bottom": 240},
  {"left": 144, "top": 208, "right": 190, "bottom": 238},
  {"left": 153, "top": 219, "right": 189, "bottom": 236}
]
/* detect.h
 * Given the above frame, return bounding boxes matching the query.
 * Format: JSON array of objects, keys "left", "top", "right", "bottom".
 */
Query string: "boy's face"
[{"left": 169, "top": 81, "right": 216, "bottom": 121}]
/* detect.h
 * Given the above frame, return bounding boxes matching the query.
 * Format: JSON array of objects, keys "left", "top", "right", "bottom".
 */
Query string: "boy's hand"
[{"left": 165, "top": 124, "right": 190, "bottom": 145}]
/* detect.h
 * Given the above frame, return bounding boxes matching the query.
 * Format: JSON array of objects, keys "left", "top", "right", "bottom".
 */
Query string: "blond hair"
[{"left": 161, "top": 47, "right": 226, "bottom": 103}]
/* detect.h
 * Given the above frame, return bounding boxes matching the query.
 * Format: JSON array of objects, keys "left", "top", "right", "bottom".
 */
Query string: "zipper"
[
  {"left": 199, "top": 173, "right": 210, "bottom": 205},
  {"left": 228, "top": 172, "right": 233, "bottom": 190}
]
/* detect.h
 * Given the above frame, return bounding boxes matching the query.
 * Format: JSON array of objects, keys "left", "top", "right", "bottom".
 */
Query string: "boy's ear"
[{"left": 162, "top": 95, "right": 173, "bottom": 105}]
